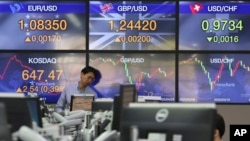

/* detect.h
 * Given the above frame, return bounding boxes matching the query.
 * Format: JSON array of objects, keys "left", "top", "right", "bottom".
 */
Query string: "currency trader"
[{"left": 55, "top": 66, "right": 101, "bottom": 113}]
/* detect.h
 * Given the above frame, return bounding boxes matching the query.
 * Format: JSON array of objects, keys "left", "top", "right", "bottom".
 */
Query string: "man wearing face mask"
[{"left": 55, "top": 66, "right": 101, "bottom": 113}]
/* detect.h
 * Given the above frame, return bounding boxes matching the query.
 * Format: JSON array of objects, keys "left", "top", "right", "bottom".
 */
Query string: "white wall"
[{"left": 216, "top": 104, "right": 250, "bottom": 141}]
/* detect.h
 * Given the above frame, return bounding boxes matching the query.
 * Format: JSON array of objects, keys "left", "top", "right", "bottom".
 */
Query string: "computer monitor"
[
  {"left": 111, "top": 95, "right": 121, "bottom": 131},
  {"left": 120, "top": 103, "right": 217, "bottom": 141},
  {"left": 92, "top": 101, "right": 113, "bottom": 112},
  {"left": 70, "top": 95, "right": 95, "bottom": 111},
  {"left": 120, "top": 84, "right": 137, "bottom": 107},
  {"left": 112, "top": 84, "right": 137, "bottom": 131},
  {"left": 0, "top": 103, "right": 11, "bottom": 141},
  {"left": 26, "top": 97, "right": 43, "bottom": 128},
  {"left": 138, "top": 95, "right": 162, "bottom": 103},
  {"left": 0, "top": 97, "right": 33, "bottom": 133}
]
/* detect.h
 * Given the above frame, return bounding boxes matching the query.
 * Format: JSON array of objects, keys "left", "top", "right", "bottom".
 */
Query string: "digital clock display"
[
  {"left": 0, "top": 1, "right": 86, "bottom": 50},
  {"left": 0, "top": 53, "right": 86, "bottom": 103},
  {"left": 89, "top": 1, "right": 176, "bottom": 50},
  {"left": 179, "top": 1, "right": 250, "bottom": 50}
]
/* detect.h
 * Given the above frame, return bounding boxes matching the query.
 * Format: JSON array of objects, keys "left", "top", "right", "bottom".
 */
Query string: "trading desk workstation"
[{"left": 0, "top": 84, "right": 221, "bottom": 141}]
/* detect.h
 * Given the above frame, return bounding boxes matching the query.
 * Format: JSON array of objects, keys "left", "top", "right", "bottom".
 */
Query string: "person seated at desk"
[
  {"left": 214, "top": 113, "right": 225, "bottom": 141},
  {"left": 55, "top": 66, "right": 101, "bottom": 113}
]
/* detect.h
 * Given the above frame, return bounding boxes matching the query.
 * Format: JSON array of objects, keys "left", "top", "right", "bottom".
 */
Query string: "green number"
[
  {"left": 221, "top": 20, "right": 228, "bottom": 30},
  {"left": 201, "top": 20, "right": 209, "bottom": 31},
  {"left": 234, "top": 36, "right": 239, "bottom": 43},
  {"left": 228, "top": 20, "right": 236, "bottom": 31},
  {"left": 213, "top": 20, "right": 220, "bottom": 31},
  {"left": 228, "top": 20, "right": 243, "bottom": 31},
  {"left": 236, "top": 20, "right": 243, "bottom": 31}
]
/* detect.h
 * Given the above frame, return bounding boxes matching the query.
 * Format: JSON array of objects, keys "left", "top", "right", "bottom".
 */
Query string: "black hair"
[
  {"left": 216, "top": 113, "right": 225, "bottom": 138},
  {"left": 81, "top": 66, "right": 96, "bottom": 74},
  {"left": 81, "top": 66, "right": 102, "bottom": 85}
]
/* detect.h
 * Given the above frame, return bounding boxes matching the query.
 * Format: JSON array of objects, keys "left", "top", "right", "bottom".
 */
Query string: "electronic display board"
[
  {"left": 179, "top": 1, "right": 250, "bottom": 50},
  {"left": 89, "top": 53, "right": 175, "bottom": 102},
  {"left": 89, "top": 1, "right": 176, "bottom": 50},
  {"left": 179, "top": 53, "right": 250, "bottom": 103},
  {"left": 0, "top": 53, "right": 86, "bottom": 103},
  {"left": 0, "top": 1, "right": 86, "bottom": 50}
]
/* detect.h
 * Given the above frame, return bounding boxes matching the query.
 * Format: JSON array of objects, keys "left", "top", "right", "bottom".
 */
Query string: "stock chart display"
[
  {"left": 0, "top": 1, "right": 86, "bottom": 50},
  {"left": 179, "top": 1, "right": 250, "bottom": 50},
  {"left": 89, "top": 53, "right": 175, "bottom": 101},
  {"left": 0, "top": 53, "right": 86, "bottom": 103},
  {"left": 179, "top": 53, "right": 250, "bottom": 103},
  {"left": 2, "top": 0, "right": 250, "bottom": 104},
  {"left": 89, "top": 1, "right": 176, "bottom": 50}
]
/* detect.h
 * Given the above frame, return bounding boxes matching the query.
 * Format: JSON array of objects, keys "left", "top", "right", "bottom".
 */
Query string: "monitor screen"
[
  {"left": 179, "top": 53, "right": 250, "bottom": 103},
  {"left": 0, "top": 97, "right": 33, "bottom": 133},
  {"left": 0, "top": 1, "right": 86, "bottom": 50},
  {"left": 0, "top": 52, "right": 86, "bottom": 103},
  {"left": 179, "top": 1, "right": 249, "bottom": 51},
  {"left": 92, "top": 101, "right": 113, "bottom": 112},
  {"left": 70, "top": 95, "right": 95, "bottom": 111},
  {"left": 26, "top": 97, "right": 43, "bottom": 128},
  {"left": 120, "top": 103, "right": 217, "bottom": 141},
  {"left": 120, "top": 84, "right": 137, "bottom": 107},
  {"left": 111, "top": 95, "right": 121, "bottom": 131},
  {"left": 89, "top": 1, "right": 176, "bottom": 50},
  {"left": 89, "top": 53, "right": 175, "bottom": 102},
  {"left": 111, "top": 85, "right": 137, "bottom": 132}
]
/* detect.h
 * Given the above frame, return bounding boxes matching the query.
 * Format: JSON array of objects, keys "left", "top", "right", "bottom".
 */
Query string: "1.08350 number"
[{"left": 19, "top": 19, "right": 68, "bottom": 31}]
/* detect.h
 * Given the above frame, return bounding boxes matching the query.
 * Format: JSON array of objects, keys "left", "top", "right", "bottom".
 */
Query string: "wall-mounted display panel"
[
  {"left": 89, "top": 1, "right": 176, "bottom": 50},
  {"left": 179, "top": 53, "right": 250, "bottom": 103},
  {"left": 179, "top": 1, "right": 249, "bottom": 51},
  {"left": 0, "top": 53, "right": 86, "bottom": 103},
  {"left": 0, "top": 1, "right": 86, "bottom": 50},
  {"left": 89, "top": 53, "right": 175, "bottom": 101}
]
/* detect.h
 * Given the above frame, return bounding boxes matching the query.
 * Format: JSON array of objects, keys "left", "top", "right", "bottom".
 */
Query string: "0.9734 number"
[{"left": 201, "top": 19, "right": 243, "bottom": 31}]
